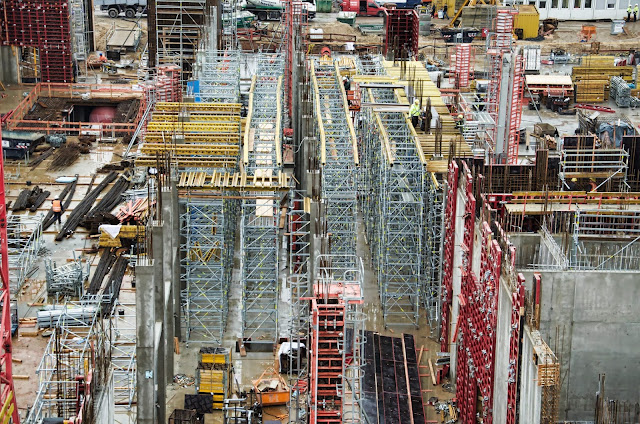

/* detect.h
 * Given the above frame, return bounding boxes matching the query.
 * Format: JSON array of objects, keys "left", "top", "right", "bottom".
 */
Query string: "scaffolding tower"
[
  {"left": 424, "top": 174, "right": 444, "bottom": 336},
  {"left": 241, "top": 54, "right": 285, "bottom": 339},
  {"left": 156, "top": 0, "right": 206, "bottom": 82},
  {"left": 311, "top": 59, "right": 359, "bottom": 272},
  {"left": 193, "top": 50, "right": 241, "bottom": 104},
  {"left": 180, "top": 198, "right": 239, "bottom": 344},
  {"left": 111, "top": 300, "right": 137, "bottom": 412},
  {"left": 360, "top": 84, "right": 425, "bottom": 327},
  {"left": 287, "top": 190, "right": 311, "bottom": 424}
]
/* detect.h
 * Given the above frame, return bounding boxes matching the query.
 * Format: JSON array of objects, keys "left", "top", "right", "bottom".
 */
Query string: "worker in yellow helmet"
[{"left": 409, "top": 99, "right": 421, "bottom": 128}]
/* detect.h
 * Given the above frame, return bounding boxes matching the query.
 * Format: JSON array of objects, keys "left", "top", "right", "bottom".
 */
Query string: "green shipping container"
[{"left": 317, "top": 0, "right": 332, "bottom": 13}]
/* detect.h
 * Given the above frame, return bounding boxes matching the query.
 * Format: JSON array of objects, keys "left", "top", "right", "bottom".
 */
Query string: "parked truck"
[
  {"left": 341, "top": 0, "right": 386, "bottom": 16},
  {"left": 241, "top": 0, "right": 316, "bottom": 21},
  {"left": 95, "top": 0, "right": 146, "bottom": 18}
]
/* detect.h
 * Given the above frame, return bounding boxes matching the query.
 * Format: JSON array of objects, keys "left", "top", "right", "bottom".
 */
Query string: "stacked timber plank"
[
  {"left": 572, "top": 58, "right": 633, "bottom": 103},
  {"left": 99, "top": 225, "right": 145, "bottom": 248},
  {"left": 381, "top": 60, "right": 472, "bottom": 174}
]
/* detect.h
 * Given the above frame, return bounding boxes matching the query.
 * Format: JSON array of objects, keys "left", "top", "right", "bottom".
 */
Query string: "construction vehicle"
[
  {"left": 95, "top": 0, "right": 147, "bottom": 18},
  {"left": 341, "top": 0, "right": 386, "bottom": 16},
  {"left": 241, "top": 0, "right": 316, "bottom": 21}
]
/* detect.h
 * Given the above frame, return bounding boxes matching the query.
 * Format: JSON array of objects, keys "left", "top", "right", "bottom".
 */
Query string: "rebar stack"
[
  {"left": 610, "top": 76, "right": 631, "bottom": 108},
  {"left": 358, "top": 65, "right": 425, "bottom": 327},
  {"left": 7, "top": 215, "right": 43, "bottom": 294},
  {"left": 312, "top": 59, "right": 359, "bottom": 272},
  {"left": 241, "top": 54, "right": 285, "bottom": 339}
]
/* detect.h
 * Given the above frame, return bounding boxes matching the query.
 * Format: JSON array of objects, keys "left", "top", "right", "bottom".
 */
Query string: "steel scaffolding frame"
[
  {"left": 7, "top": 215, "right": 43, "bottom": 295},
  {"left": 287, "top": 191, "right": 310, "bottom": 424},
  {"left": 111, "top": 300, "right": 137, "bottom": 411},
  {"left": 193, "top": 50, "right": 241, "bottom": 104},
  {"left": 25, "top": 301, "right": 109, "bottom": 424},
  {"left": 424, "top": 173, "right": 444, "bottom": 336},
  {"left": 360, "top": 85, "right": 425, "bottom": 327},
  {"left": 240, "top": 54, "right": 285, "bottom": 339},
  {"left": 559, "top": 148, "right": 629, "bottom": 191},
  {"left": 180, "top": 198, "right": 239, "bottom": 343},
  {"left": 311, "top": 59, "right": 359, "bottom": 271},
  {"left": 310, "top": 254, "right": 364, "bottom": 424},
  {"left": 156, "top": 0, "right": 206, "bottom": 82}
]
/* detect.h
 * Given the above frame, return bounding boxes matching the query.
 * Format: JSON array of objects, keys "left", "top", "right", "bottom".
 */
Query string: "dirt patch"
[
  {"left": 93, "top": 11, "right": 148, "bottom": 62},
  {"left": 13, "top": 333, "right": 49, "bottom": 420}
]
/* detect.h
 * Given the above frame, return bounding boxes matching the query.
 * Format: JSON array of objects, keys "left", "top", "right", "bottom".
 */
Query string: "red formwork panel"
[
  {"left": 440, "top": 160, "right": 459, "bottom": 353},
  {"left": 2, "top": 0, "right": 73, "bottom": 83},
  {"left": 456, "top": 220, "right": 501, "bottom": 424},
  {"left": 384, "top": 9, "right": 419, "bottom": 57},
  {"left": 310, "top": 298, "right": 345, "bottom": 424}
]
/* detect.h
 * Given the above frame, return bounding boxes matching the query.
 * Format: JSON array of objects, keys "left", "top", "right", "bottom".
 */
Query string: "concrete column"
[
  {"left": 162, "top": 188, "right": 175, "bottom": 381},
  {"left": 135, "top": 261, "right": 155, "bottom": 424},
  {"left": 152, "top": 224, "right": 167, "bottom": 423}
]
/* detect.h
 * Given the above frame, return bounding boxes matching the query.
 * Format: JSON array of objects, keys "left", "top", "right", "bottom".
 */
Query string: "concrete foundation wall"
[
  {"left": 520, "top": 270, "right": 640, "bottom": 421},
  {"left": 519, "top": 327, "right": 542, "bottom": 424},
  {"left": 0, "top": 46, "right": 18, "bottom": 84},
  {"left": 94, "top": 371, "right": 115, "bottom": 424},
  {"left": 492, "top": 275, "right": 512, "bottom": 424}
]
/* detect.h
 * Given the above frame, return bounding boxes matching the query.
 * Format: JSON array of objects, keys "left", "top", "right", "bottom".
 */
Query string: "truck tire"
[
  {"left": 258, "top": 11, "right": 267, "bottom": 20},
  {"left": 125, "top": 7, "right": 136, "bottom": 18},
  {"left": 377, "top": 10, "right": 385, "bottom": 16},
  {"left": 108, "top": 7, "right": 119, "bottom": 18}
]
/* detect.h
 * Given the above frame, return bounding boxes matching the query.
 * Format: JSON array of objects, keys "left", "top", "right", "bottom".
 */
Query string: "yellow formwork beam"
[
  {"left": 146, "top": 122, "right": 240, "bottom": 133},
  {"left": 367, "top": 88, "right": 395, "bottom": 166},
  {"left": 155, "top": 102, "right": 242, "bottom": 113},
  {"left": 135, "top": 157, "right": 237, "bottom": 167},
  {"left": 144, "top": 133, "right": 239, "bottom": 143},
  {"left": 335, "top": 61, "right": 359, "bottom": 166},
  {"left": 178, "top": 170, "right": 291, "bottom": 191},
  {"left": 310, "top": 61, "right": 327, "bottom": 166},
  {"left": 151, "top": 113, "right": 242, "bottom": 123},
  {"left": 140, "top": 144, "right": 240, "bottom": 155}
]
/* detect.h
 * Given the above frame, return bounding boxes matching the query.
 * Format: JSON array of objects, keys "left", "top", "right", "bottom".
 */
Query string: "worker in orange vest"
[{"left": 52, "top": 196, "right": 63, "bottom": 225}]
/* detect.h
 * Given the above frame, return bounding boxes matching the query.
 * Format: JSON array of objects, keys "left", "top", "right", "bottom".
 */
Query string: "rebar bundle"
[
  {"left": 55, "top": 171, "right": 118, "bottom": 241},
  {"left": 42, "top": 178, "right": 78, "bottom": 231}
]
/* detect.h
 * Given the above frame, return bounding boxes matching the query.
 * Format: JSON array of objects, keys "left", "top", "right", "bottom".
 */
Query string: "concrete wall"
[
  {"left": 0, "top": 46, "right": 18, "bottom": 84},
  {"left": 449, "top": 188, "right": 466, "bottom": 377},
  {"left": 492, "top": 274, "right": 512, "bottom": 424},
  {"left": 519, "top": 327, "right": 542, "bottom": 424},
  {"left": 94, "top": 371, "right": 115, "bottom": 424},
  {"left": 520, "top": 270, "right": 640, "bottom": 421}
]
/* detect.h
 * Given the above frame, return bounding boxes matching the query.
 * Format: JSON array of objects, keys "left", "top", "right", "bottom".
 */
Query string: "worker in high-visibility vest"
[
  {"left": 409, "top": 99, "right": 421, "bottom": 129},
  {"left": 627, "top": 4, "right": 632, "bottom": 21},
  {"left": 634, "top": 3, "right": 638, "bottom": 21},
  {"left": 52, "top": 196, "right": 63, "bottom": 225}
]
